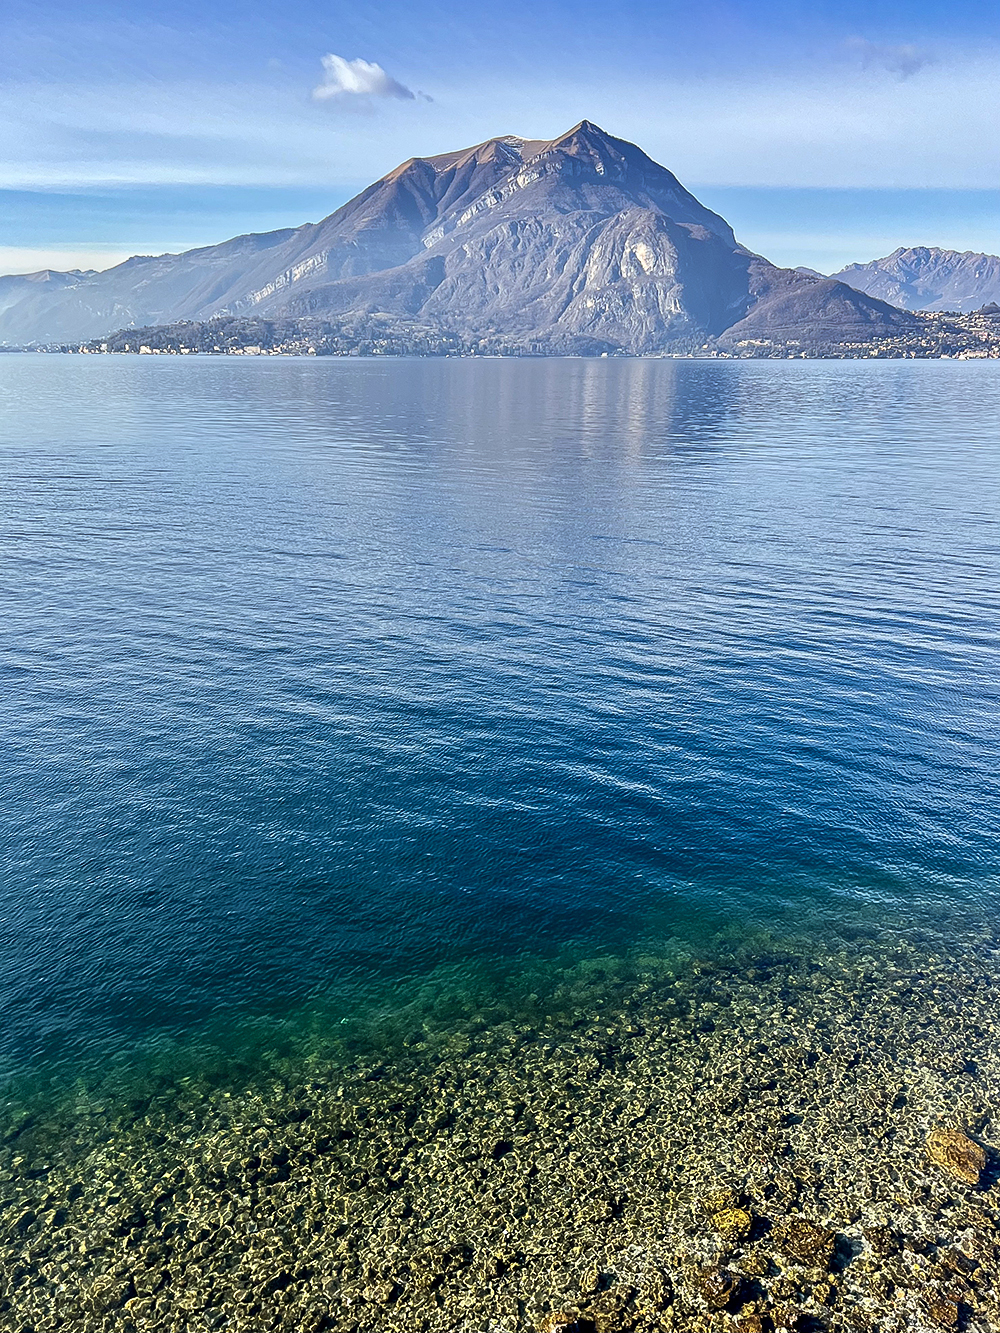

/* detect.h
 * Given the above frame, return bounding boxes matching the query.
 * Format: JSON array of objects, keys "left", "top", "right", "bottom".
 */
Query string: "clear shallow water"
[{"left": 2, "top": 354, "right": 1000, "bottom": 1088}]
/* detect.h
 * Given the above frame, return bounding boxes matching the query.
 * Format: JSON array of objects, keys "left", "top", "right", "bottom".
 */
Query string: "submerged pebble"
[
  {"left": 710, "top": 1207, "right": 753, "bottom": 1242},
  {"left": 927, "top": 1127, "right": 986, "bottom": 1186}
]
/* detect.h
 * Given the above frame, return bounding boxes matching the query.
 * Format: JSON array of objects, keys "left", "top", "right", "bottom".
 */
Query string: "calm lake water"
[{"left": 2, "top": 354, "right": 1000, "bottom": 1092}]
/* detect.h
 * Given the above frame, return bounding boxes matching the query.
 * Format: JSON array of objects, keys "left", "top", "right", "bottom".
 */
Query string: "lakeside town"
[{"left": 55, "top": 303, "right": 1000, "bottom": 360}]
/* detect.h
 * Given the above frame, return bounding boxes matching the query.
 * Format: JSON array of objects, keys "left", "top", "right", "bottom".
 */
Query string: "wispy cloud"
[
  {"left": 312, "top": 55, "right": 414, "bottom": 102},
  {"left": 0, "top": 48, "right": 996, "bottom": 195},
  {"left": 846, "top": 38, "right": 934, "bottom": 79}
]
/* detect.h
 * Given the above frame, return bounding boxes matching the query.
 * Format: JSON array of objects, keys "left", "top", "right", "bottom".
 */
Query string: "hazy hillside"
[{"left": 0, "top": 268, "right": 93, "bottom": 319}]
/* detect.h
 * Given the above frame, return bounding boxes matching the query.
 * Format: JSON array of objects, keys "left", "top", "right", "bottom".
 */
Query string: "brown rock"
[
  {"left": 591, "top": 1312, "right": 627, "bottom": 1333},
  {"left": 587, "top": 1287, "right": 637, "bottom": 1333},
  {"left": 960, "top": 1230, "right": 998, "bottom": 1264},
  {"left": 772, "top": 1217, "right": 836, "bottom": 1268},
  {"left": 712, "top": 1207, "right": 753, "bottom": 1242},
  {"left": 701, "top": 1187, "right": 741, "bottom": 1214},
  {"left": 696, "top": 1265, "right": 740, "bottom": 1310},
  {"left": 812, "top": 1277, "right": 838, "bottom": 1306},
  {"left": 923, "top": 1296, "right": 960, "bottom": 1328},
  {"left": 539, "top": 1314, "right": 596, "bottom": 1333},
  {"left": 538, "top": 1315, "right": 575, "bottom": 1333},
  {"left": 864, "top": 1225, "right": 900, "bottom": 1257},
  {"left": 635, "top": 1269, "right": 673, "bottom": 1314},
  {"left": 846, "top": 1314, "right": 877, "bottom": 1333},
  {"left": 770, "top": 1306, "right": 803, "bottom": 1331},
  {"left": 739, "top": 1251, "right": 772, "bottom": 1278},
  {"left": 927, "top": 1128, "right": 985, "bottom": 1186},
  {"left": 85, "top": 1275, "right": 132, "bottom": 1314},
  {"left": 361, "top": 1278, "right": 398, "bottom": 1304}
]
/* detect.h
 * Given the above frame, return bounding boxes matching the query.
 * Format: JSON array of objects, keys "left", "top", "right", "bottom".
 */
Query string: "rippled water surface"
[{"left": 2, "top": 354, "right": 999, "bottom": 1085}]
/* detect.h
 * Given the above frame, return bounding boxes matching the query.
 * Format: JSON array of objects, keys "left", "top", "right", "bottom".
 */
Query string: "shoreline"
[{"left": 3, "top": 927, "right": 1000, "bottom": 1332}]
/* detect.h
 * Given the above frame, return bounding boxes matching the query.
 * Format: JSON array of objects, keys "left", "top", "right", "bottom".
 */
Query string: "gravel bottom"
[{"left": 2, "top": 926, "right": 1000, "bottom": 1333}]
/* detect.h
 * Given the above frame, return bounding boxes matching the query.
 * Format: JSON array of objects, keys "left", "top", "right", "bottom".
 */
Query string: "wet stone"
[
  {"left": 701, "top": 1187, "right": 740, "bottom": 1211},
  {"left": 84, "top": 1274, "right": 132, "bottom": 1313},
  {"left": 923, "top": 1295, "right": 961, "bottom": 1327},
  {"left": 738, "top": 1251, "right": 772, "bottom": 1278},
  {"left": 696, "top": 1265, "right": 740, "bottom": 1310},
  {"left": 772, "top": 1217, "right": 837, "bottom": 1269},
  {"left": 361, "top": 1277, "right": 399, "bottom": 1303},
  {"left": 769, "top": 1306, "right": 804, "bottom": 1330},
  {"left": 635, "top": 1269, "right": 673, "bottom": 1314},
  {"left": 927, "top": 1129, "right": 986, "bottom": 1186},
  {"left": 711, "top": 1207, "right": 753, "bottom": 1242},
  {"left": 539, "top": 1314, "right": 596, "bottom": 1333},
  {"left": 864, "top": 1225, "right": 900, "bottom": 1257},
  {"left": 736, "top": 1317, "right": 766, "bottom": 1333}
]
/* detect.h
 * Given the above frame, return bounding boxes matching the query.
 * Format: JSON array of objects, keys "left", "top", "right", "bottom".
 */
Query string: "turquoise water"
[{"left": 2, "top": 354, "right": 1000, "bottom": 1092}]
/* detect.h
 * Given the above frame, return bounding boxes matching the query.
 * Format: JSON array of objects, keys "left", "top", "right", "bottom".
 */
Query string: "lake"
[{"left": 2, "top": 354, "right": 1000, "bottom": 1330}]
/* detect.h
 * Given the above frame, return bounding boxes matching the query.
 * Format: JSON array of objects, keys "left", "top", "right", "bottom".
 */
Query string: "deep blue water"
[{"left": 2, "top": 354, "right": 1000, "bottom": 1085}]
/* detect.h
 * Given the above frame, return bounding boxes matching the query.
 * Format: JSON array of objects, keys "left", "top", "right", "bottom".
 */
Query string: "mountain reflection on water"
[{"left": 1, "top": 354, "right": 999, "bottom": 1084}]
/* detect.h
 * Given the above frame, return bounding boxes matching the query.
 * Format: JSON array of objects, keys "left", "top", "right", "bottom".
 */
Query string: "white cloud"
[
  {"left": 312, "top": 54, "right": 414, "bottom": 102},
  {"left": 846, "top": 38, "right": 934, "bottom": 79}
]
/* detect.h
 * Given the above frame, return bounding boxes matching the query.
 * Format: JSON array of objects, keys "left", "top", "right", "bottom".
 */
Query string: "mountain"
[
  {"left": 0, "top": 122, "right": 920, "bottom": 353},
  {"left": 716, "top": 267, "right": 919, "bottom": 350},
  {"left": 832, "top": 247, "right": 1000, "bottom": 313},
  {"left": 0, "top": 268, "right": 94, "bottom": 320}
]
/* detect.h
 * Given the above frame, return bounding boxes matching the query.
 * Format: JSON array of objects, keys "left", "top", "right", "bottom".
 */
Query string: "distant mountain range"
[
  {"left": 0, "top": 123, "right": 995, "bottom": 354},
  {"left": 830, "top": 247, "right": 1000, "bottom": 313}
]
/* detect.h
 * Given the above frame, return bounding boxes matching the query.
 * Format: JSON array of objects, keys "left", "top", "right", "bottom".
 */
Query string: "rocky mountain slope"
[
  {"left": 832, "top": 247, "right": 1000, "bottom": 313},
  {"left": 1, "top": 122, "right": 919, "bottom": 353}
]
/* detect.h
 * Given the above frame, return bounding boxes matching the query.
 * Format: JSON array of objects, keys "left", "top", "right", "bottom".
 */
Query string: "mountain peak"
[
  {"left": 560, "top": 118, "right": 610, "bottom": 139},
  {"left": 532, "top": 119, "right": 633, "bottom": 161}
]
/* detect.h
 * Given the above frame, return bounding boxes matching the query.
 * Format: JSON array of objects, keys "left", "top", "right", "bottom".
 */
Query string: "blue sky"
[{"left": 1, "top": 0, "right": 997, "bottom": 275}]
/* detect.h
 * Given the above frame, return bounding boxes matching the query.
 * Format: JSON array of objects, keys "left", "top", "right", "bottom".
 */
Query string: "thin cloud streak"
[{"left": 846, "top": 38, "right": 935, "bottom": 80}]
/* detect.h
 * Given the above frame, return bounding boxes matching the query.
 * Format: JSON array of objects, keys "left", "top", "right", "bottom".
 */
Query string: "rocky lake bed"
[{"left": 2, "top": 923, "right": 1000, "bottom": 1333}]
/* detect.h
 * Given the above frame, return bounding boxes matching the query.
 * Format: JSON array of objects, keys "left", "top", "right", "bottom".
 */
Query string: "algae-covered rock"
[
  {"left": 538, "top": 1314, "right": 596, "bottom": 1333},
  {"left": 635, "top": 1268, "right": 673, "bottom": 1314},
  {"left": 85, "top": 1273, "right": 132, "bottom": 1313},
  {"left": 361, "top": 1277, "right": 399, "bottom": 1304},
  {"left": 701, "top": 1187, "right": 741, "bottom": 1215},
  {"left": 769, "top": 1306, "right": 804, "bottom": 1330},
  {"left": 812, "top": 1276, "right": 838, "bottom": 1306},
  {"left": 864, "top": 1225, "right": 900, "bottom": 1257},
  {"left": 736, "top": 1316, "right": 766, "bottom": 1333},
  {"left": 711, "top": 1206, "right": 753, "bottom": 1242},
  {"left": 7, "top": 929, "right": 1000, "bottom": 1333},
  {"left": 923, "top": 1294, "right": 960, "bottom": 1327},
  {"left": 586, "top": 1285, "right": 638, "bottom": 1333},
  {"left": 772, "top": 1217, "right": 836, "bottom": 1268},
  {"left": 738, "top": 1250, "right": 772, "bottom": 1278},
  {"left": 927, "top": 1128, "right": 985, "bottom": 1186},
  {"left": 581, "top": 1265, "right": 602, "bottom": 1294},
  {"left": 696, "top": 1265, "right": 740, "bottom": 1310}
]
